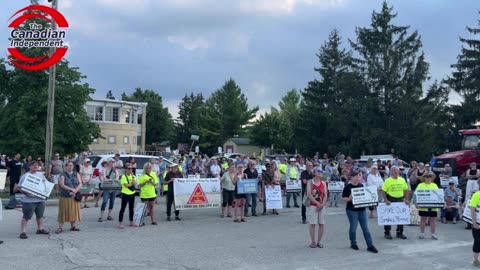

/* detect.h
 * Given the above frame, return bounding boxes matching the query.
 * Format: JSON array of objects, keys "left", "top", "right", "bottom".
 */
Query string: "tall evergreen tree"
[
  {"left": 199, "top": 79, "right": 258, "bottom": 154},
  {"left": 349, "top": 1, "right": 429, "bottom": 159},
  {"left": 447, "top": 12, "right": 480, "bottom": 129},
  {"left": 175, "top": 92, "right": 204, "bottom": 144}
]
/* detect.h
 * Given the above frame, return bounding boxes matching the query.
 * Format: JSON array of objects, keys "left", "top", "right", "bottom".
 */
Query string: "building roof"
[
  {"left": 228, "top": 137, "right": 251, "bottom": 145},
  {"left": 87, "top": 98, "right": 148, "bottom": 108}
]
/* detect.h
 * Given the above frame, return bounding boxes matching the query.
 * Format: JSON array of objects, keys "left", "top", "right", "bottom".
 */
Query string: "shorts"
[
  {"left": 22, "top": 202, "right": 45, "bottom": 220},
  {"left": 52, "top": 174, "right": 60, "bottom": 184},
  {"left": 419, "top": 210, "right": 437, "bottom": 217},
  {"left": 308, "top": 205, "right": 326, "bottom": 225},
  {"left": 141, "top": 197, "right": 155, "bottom": 202}
]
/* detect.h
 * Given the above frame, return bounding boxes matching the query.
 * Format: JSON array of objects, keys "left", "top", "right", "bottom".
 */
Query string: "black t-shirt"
[
  {"left": 164, "top": 171, "right": 183, "bottom": 189},
  {"left": 243, "top": 168, "right": 258, "bottom": 179},
  {"left": 301, "top": 170, "right": 313, "bottom": 192},
  {"left": 378, "top": 165, "right": 386, "bottom": 178},
  {"left": 342, "top": 183, "right": 365, "bottom": 211},
  {"left": 8, "top": 159, "right": 22, "bottom": 178}
]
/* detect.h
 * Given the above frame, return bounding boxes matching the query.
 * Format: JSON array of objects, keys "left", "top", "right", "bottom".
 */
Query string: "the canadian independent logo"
[{"left": 7, "top": 5, "right": 69, "bottom": 71}]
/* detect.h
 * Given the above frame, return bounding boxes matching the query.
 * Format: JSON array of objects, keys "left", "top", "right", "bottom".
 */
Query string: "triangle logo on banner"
[{"left": 187, "top": 183, "right": 208, "bottom": 204}]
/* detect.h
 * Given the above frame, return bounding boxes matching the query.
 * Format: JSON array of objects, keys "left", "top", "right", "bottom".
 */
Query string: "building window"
[
  {"left": 86, "top": 105, "right": 103, "bottom": 121},
  {"left": 105, "top": 107, "right": 119, "bottom": 122},
  {"left": 123, "top": 136, "right": 129, "bottom": 145},
  {"left": 125, "top": 110, "right": 131, "bottom": 123},
  {"left": 108, "top": 136, "right": 116, "bottom": 144},
  {"left": 137, "top": 113, "right": 142, "bottom": 125},
  {"left": 133, "top": 136, "right": 136, "bottom": 145},
  {"left": 137, "top": 136, "right": 141, "bottom": 146}
]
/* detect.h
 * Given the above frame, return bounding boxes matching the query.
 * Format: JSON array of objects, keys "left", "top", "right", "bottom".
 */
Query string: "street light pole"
[{"left": 44, "top": 0, "right": 58, "bottom": 178}]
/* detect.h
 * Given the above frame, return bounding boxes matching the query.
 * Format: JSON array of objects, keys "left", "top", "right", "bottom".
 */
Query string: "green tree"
[
  {"left": 349, "top": 1, "right": 429, "bottom": 159},
  {"left": 447, "top": 13, "right": 480, "bottom": 129},
  {"left": 121, "top": 88, "right": 175, "bottom": 144},
  {"left": 106, "top": 90, "right": 115, "bottom": 100},
  {"left": 176, "top": 92, "right": 204, "bottom": 144},
  {"left": 250, "top": 109, "right": 283, "bottom": 149},
  {"left": 0, "top": 59, "right": 101, "bottom": 156},
  {"left": 199, "top": 79, "right": 258, "bottom": 153}
]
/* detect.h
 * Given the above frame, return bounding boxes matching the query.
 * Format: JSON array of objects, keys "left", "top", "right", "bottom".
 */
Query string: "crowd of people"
[{"left": 2, "top": 151, "right": 480, "bottom": 265}]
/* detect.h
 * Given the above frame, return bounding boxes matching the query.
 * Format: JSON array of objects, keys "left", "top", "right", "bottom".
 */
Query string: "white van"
[{"left": 88, "top": 154, "right": 173, "bottom": 189}]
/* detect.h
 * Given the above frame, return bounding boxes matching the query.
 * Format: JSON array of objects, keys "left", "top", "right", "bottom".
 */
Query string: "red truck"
[{"left": 432, "top": 129, "right": 480, "bottom": 189}]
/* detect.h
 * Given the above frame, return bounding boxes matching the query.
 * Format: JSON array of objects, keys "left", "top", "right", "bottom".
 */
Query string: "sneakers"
[
  {"left": 396, "top": 233, "right": 407, "bottom": 239},
  {"left": 350, "top": 244, "right": 359, "bottom": 250},
  {"left": 441, "top": 218, "right": 446, "bottom": 224},
  {"left": 302, "top": 220, "right": 307, "bottom": 224},
  {"left": 384, "top": 233, "right": 393, "bottom": 239},
  {"left": 431, "top": 235, "right": 438, "bottom": 240},
  {"left": 367, "top": 246, "right": 379, "bottom": 253},
  {"left": 418, "top": 233, "right": 425, "bottom": 239}
]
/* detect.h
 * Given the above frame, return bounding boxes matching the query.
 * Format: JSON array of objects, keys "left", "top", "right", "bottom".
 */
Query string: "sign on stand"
[
  {"left": 440, "top": 176, "right": 458, "bottom": 187},
  {"left": 328, "top": 181, "right": 345, "bottom": 192},
  {"left": 286, "top": 179, "right": 301, "bottom": 193},
  {"left": 265, "top": 185, "right": 283, "bottom": 209},
  {"left": 133, "top": 203, "right": 147, "bottom": 226},
  {"left": 174, "top": 178, "right": 221, "bottom": 209}
]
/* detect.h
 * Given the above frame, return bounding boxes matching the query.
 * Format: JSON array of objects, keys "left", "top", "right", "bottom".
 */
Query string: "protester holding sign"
[
  {"left": 14, "top": 161, "right": 50, "bottom": 239},
  {"left": 381, "top": 166, "right": 409, "bottom": 239},
  {"left": 469, "top": 183, "right": 480, "bottom": 267},
  {"left": 233, "top": 164, "right": 248, "bottom": 223},
  {"left": 118, "top": 164, "right": 137, "bottom": 229},
  {"left": 244, "top": 161, "right": 259, "bottom": 217},
  {"left": 306, "top": 168, "right": 327, "bottom": 248},
  {"left": 415, "top": 171, "right": 440, "bottom": 240},
  {"left": 262, "top": 162, "right": 280, "bottom": 215},
  {"left": 164, "top": 163, "right": 183, "bottom": 221},
  {"left": 79, "top": 158, "right": 93, "bottom": 208},
  {"left": 98, "top": 159, "right": 119, "bottom": 223},
  {"left": 220, "top": 163, "right": 235, "bottom": 218},
  {"left": 327, "top": 168, "right": 341, "bottom": 207},
  {"left": 56, "top": 161, "right": 82, "bottom": 234},
  {"left": 138, "top": 163, "right": 159, "bottom": 225},
  {"left": 286, "top": 158, "right": 300, "bottom": 208},
  {"left": 342, "top": 172, "right": 378, "bottom": 253}
]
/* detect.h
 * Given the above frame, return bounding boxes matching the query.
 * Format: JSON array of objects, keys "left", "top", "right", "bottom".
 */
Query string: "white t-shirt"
[
  {"left": 367, "top": 173, "right": 384, "bottom": 189},
  {"left": 80, "top": 165, "right": 93, "bottom": 183},
  {"left": 210, "top": 164, "right": 221, "bottom": 177}
]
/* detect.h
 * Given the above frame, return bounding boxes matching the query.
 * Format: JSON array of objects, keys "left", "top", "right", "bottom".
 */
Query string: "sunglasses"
[{"left": 126, "top": 168, "right": 132, "bottom": 169}]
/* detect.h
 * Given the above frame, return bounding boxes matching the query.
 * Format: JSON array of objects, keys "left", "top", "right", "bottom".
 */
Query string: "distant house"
[{"left": 223, "top": 137, "right": 261, "bottom": 157}]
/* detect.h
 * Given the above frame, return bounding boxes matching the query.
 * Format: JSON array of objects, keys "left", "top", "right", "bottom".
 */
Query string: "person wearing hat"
[
  {"left": 381, "top": 166, "right": 409, "bottom": 239},
  {"left": 306, "top": 167, "right": 327, "bottom": 248},
  {"left": 94, "top": 160, "right": 108, "bottom": 207},
  {"left": 367, "top": 166, "right": 383, "bottom": 218},
  {"left": 414, "top": 171, "right": 440, "bottom": 240},
  {"left": 79, "top": 158, "right": 94, "bottom": 208},
  {"left": 98, "top": 158, "right": 119, "bottom": 222},
  {"left": 286, "top": 158, "right": 300, "bottom": 208},
  {"left": 163, "top": 163, "right": 183, "bottom": 221}
]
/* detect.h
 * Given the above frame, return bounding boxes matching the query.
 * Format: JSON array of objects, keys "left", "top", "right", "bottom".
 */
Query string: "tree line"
[{"left": 0, "top": 2, "right": 479, "bottom": 161}]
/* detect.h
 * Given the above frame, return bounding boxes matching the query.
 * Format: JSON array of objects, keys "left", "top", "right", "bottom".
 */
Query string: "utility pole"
[{"left": 44, "top": 0, "right": 58, "bottom": 178}]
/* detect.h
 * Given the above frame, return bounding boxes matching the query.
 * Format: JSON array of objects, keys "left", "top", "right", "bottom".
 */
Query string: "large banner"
[
  {"left": 328, "top": 181, "right": 345, "bottom": 192},
  {"left": 19, "top": 173, "right": 54, "bottom": 200},
  {"left": 377, "top": 202, "right": 411, "bottom": 226},
  {"left": 237, "top": 178, "right": 258, "bottom": 194},
  {"left": 416, "top": 189, "right": 444, "bottom": 208},
  {"left": 265, "top": 185, "right": 283, "bottom": 209},
  {"left": 352, "top": 186, "right": 378, "bottom": 208},
  {"left": 0, "top": 169, "right": 6, "bottom": 191},
  {"left": 463, "top": 199, "right": 480, "bottom": 224},
  {"left": 440, "top": 176, "right": 458, "bottom": 187},
  {"left": 174, "top": 178, "right": 221, "bottom": 209},
  {"left": 286, "top": 179, "right": 301, "bottom": 193}
]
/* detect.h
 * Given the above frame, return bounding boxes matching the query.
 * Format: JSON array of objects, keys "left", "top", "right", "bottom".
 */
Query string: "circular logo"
[{"left": 7, "top": 5, "right": 69, "bottom": 71}]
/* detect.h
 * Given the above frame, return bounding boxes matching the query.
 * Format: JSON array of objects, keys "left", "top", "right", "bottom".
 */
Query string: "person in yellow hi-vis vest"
[
  {"left": 285, "top": 158, "right": 300, "bottom": 208},
  {"left": 278, "top": 158, "right": 288, "bottom": 195}
]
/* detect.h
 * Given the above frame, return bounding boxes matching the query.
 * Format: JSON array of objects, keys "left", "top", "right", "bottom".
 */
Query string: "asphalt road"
[{"left": 0, "top": 196, "right": 475, "bottom": 270}]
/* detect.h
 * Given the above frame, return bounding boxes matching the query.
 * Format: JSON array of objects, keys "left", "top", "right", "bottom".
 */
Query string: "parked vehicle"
[{"left": 432, "top": 129, "right": 480, "bottom": 190}]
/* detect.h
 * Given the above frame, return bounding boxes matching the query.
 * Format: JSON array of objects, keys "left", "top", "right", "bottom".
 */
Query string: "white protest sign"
[
  {"left": 133, "top": 202, "right": 147, "bottom": 226},
  {"left": 328, "top": 181, "right": 345, "bottom": 192},
  {"left": 195, "top": 146, "right": 199, "bottom": 153},
  {"left": 352, "top": 186, "right": 378, "bottom": 208},
  {"left": 416, "top": 189, "right": 444, "bottom": 208},
  {"left": 20, "top": 173, "right": 54, "bottom": 200},
  {"left": 440, "top": 176, "right": 458, "bottom": 187},
  {"left": 463, "top": 199, "right": 480, "bottom": 224},
  {"left": 166, "top": 147, "right": 171, "bottom": 153},
  {"left": 286, "top": 179, "right": 301, "bottom": 193},
  {"left": 377, "top": 202, "right": 411, "bottom": 226},
  {"left": 255, "top": 165, "right": 263, "bottom": 175},
  {"left": 265, "top": 185, "right": 283, "bottom": 209},
  {"left": 174, "top": 178, "right": 221, "bottom": 210},
  {"left": 0, "top": 169, "right": 6, "bottom": 191},
  {"left": 217, "top": 147, "right": 222, "bottom": 154}
]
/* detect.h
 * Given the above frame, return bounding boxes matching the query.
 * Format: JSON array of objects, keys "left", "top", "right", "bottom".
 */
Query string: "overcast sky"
[{"left": 1, "top": 0, "right": 478, "bottom": 118}]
